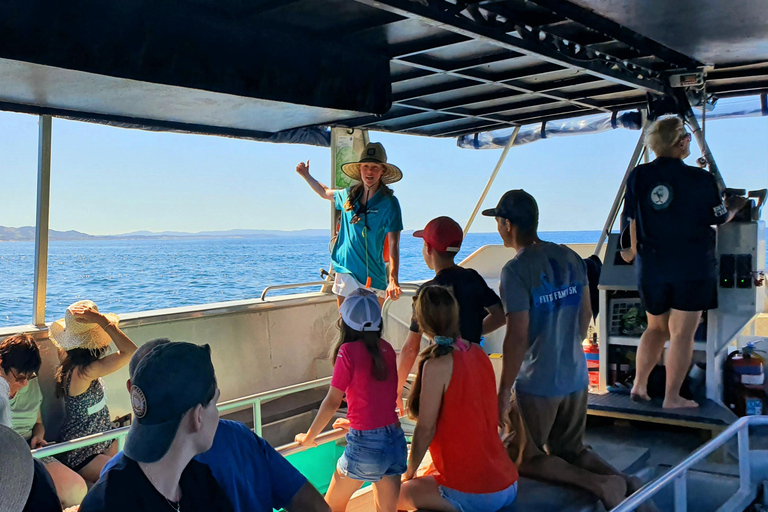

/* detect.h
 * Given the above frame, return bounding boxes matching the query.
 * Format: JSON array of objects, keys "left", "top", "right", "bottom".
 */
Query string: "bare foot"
[
  {"left": 595, "top": 474, "right": 628, "bottom": 509},
  {"left": 630, "top": 385, "right": 651, "bottom": 402},
  {"left": 663, "top": 396, "right": 699, "bottom": 409}
]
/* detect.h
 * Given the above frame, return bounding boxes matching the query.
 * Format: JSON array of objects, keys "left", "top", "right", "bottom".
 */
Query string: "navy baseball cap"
[
  {"left": 481, "top": 189, "right": 538, "bottom": 224},
  {"left": 128, "top": 338, "right": 170, "bottom": 379},
  {"left": 124, "top": 342, "right": 217, "bottom": 463}
]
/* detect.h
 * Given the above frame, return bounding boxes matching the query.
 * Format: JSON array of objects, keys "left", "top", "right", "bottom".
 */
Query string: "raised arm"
[
  {"left": 75, "top": 307, "right": 138, "bottom": 380},
  {"left": 497, "top": 311, "right": 529, "bottom": 427},
  {"left": 296, "top": 160, "right": 335, "bottom": 201},
  {"left": 404, "top": 356, "right": 452, "bottom": 480}
]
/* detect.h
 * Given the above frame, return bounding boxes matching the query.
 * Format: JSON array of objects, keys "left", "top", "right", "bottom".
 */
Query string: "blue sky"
[{"left": 1, "top": 101, "right": 766, "bottom": 235}]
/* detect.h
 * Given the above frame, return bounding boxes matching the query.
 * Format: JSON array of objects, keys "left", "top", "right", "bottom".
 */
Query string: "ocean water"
[{"left": 0, "top": 230, "right": 628, "bottom": 327}]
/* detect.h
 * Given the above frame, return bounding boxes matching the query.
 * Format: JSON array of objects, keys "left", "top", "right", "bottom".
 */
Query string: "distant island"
[{"left": 0, "top": 226, "right": 331, "bottom": 242}]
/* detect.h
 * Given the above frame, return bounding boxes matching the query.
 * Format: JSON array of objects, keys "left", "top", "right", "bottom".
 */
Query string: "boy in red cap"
[{"left": 396, "top": 216, "right": 505, "bottom": 412}]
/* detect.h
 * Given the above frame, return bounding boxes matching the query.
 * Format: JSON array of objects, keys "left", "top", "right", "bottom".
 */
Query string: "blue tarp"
[{"left": 457, "top": 95, "right": 768, "bottom": 150}]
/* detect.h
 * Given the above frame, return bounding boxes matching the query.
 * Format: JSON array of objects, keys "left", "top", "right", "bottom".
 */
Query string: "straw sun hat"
[
  {"left": 0, "top": 424, "right": 35, "bottom": 512},
  {"left": 341, "top": 142, "right": 403, "bottom": 185},
  {"left": 50, "top": 300, "right": 119, "bottom": 351}
]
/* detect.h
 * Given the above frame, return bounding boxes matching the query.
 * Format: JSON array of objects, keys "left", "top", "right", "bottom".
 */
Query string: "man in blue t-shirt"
[
  {"left": 100, "top": 338, "right": 329, "bottom": 512},
  {"left": 484, "top": 190, "right": 633, "bottom": 511}
]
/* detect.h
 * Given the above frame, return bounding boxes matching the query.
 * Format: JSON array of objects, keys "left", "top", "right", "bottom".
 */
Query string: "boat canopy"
[
  {"left": 458, "top": 94, "right": 768, "bottom": 149},
  {"left": 1, "top": 0, "right": 767, "bottom": 143}
]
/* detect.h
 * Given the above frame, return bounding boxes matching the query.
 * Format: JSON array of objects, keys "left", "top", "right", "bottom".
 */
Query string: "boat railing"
[
  {"left": 611, "top": 415, "right": 768, "bottom": 512},
  {"left": 31, "top": 376, "right": 336, "bottom": 460},
  {"left": 260, "top": 280, "right": 330, "bottom": 301},
  {"left": 382, "top": 283, "right": 421, "bottom": 330}
]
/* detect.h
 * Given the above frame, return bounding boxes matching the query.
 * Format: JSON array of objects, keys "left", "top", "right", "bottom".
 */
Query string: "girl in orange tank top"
[{"left": 398, "top": 285, "right": 518, "bottom": 512}]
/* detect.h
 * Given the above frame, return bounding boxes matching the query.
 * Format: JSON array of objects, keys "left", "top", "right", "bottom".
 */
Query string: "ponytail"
[
  {"left": 407, "top": 285, "right": 461, "bottom": 419},
  {"left": 331, "top": 317, "right": 388, "bottom": 381}
]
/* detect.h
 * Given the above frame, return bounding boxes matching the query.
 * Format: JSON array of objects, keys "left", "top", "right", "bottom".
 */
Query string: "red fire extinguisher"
[
  {"left": 584, "top": 333, "right": 599, "bottom": 391},
  {"left": 724, "top": 343, "right": 766, "bottom": 416}
]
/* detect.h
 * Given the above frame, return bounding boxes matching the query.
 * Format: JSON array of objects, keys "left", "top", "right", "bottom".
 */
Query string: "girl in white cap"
[
  {"left": 51, "top": 300, "right": 137, "bottom": 485},
  {"left": 295, "top": 288, "right": 406, "bottom": 512},
  {"left": 296, "top": 142, "right": 404, "bottom": 307}
]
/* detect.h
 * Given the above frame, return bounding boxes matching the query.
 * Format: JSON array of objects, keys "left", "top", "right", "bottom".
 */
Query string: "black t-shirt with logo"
[
  {"left": 79, "top": 456, "right": 234, "bottom": 512},
  {"left": 622, "top": 157, "right": 727, "bottom": 282},
  {"left": 410, "top": 266, "right": 501, "bottom": 343}
]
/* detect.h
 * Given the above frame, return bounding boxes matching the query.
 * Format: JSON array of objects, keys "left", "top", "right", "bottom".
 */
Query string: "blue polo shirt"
[
  {"left": 332, "top": 187, "right": 403, "bottom": 290},
  {"left": 100, "top": 420, "right": 306, "bottom": 512}
]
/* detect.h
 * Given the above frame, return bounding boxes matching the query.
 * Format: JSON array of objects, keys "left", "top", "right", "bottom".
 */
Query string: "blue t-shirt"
[
  {"left": 332, "top": 187, "right": 403, "bottom": 290},
  {"left": 101, "top": 420, "right": 306, "bottom": 512},
  {"left": 500, "top": 242, "right": 589, "bottom": 397}
]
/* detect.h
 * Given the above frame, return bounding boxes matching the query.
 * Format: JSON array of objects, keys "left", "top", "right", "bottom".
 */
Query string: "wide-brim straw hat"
[
  {"left": 50, "top": 300, "right": 119, "bottom": 352},
  {"left": 341, "top": 142, "right": 403, "bottom": 185},
  {"left": 0, "top": 424, "right": 35, "bottom": 512}
]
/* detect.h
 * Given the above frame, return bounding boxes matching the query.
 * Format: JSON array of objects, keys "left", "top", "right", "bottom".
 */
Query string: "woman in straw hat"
[
  {"left": 51, "top": 300, "right": 137, "bottom": 485},
  {"left": 296, "top": 142, "right": 404, "bottom": 308}
]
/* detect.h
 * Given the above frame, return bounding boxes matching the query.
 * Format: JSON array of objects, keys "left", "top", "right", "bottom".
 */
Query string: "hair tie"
[{"left": 434, "top": 336, "right": 454, "bottom": 347}]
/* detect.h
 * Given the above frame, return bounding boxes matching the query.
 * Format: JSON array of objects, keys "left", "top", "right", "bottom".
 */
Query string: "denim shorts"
[
  {"left": 337, "top": 423, "right": 407, "bottom": 482},
  {"left": 439, "top": 481, "right": 518, "bottom": 512}
]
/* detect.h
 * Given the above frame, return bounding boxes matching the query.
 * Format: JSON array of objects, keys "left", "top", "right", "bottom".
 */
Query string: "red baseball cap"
[{"left": 413, "top": 216, "right": 463, "bottom": 253}]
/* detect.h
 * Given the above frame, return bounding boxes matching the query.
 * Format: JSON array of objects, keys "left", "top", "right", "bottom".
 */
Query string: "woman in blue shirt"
[{"left": 296, "top": 142, "right": 404, "bottom": 307}]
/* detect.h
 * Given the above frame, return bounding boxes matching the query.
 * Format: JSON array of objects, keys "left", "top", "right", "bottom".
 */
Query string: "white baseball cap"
[{"left": 340, "top": 288, "right": 382, "bottom": 332}]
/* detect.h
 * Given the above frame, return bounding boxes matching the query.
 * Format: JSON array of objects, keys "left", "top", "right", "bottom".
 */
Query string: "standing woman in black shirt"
[{"left": 621, "top": 117, "right": 745, "bottom": 409}]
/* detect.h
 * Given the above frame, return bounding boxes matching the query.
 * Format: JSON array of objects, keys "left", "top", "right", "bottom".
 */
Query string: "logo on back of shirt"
[
  {"left": 650, "top": 183, "right": 673, "bottom": 210},
  {"left": 532, "top": 260, "right": 583, "bottom": 310}
]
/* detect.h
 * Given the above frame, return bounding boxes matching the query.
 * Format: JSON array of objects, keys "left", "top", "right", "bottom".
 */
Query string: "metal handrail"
[
  {"left": 611, "top": 415, "right": 766, "bottom": 512},
  {"left": 260, "top": 281, "right": 329, "bottom": 301},
  {"left": 33, "top": 377, "right": 334, "bottom": 459}
]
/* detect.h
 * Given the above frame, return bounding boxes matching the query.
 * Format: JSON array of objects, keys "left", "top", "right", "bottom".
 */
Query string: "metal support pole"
[
  {"left": 738, "top": 425, "right": 751, "bottom": 492},
  {"left": 33, "top": 115, "right": 52, "bottom": 327},
  {"left": 594, "top": 131, "right": 646, "bottom": 256},
  {"left": 674, "top": 472, "right": 687, "bottom": 512},
  {"left": 253, "top": 399, "right": 263, "bottom": 437},
  {"left": 463, "top": 125, "right": 521, "bottom": 236},
  {"left": 676, "top": 89, "right": 726, "bottom": 193}
]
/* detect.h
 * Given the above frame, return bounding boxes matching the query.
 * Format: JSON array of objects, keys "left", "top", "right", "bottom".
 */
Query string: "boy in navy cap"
[
  {"left": 79, "top": 342, "right": 233, "bottom": 512},
  {"left": 396, "top": 216, "right": 505, "bottom": 412},
  {"left": 97, "top": 339, "right": 330, "bottom": 512}
]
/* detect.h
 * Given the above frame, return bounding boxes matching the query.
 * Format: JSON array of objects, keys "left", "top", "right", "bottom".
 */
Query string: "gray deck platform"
[{"left": 588, "top": 393, "right": 738, "bottom": 431}]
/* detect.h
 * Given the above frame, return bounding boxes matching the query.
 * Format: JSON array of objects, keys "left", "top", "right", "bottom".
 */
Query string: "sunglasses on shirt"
[{"left": 10, "top": 369, "right": 37, "bottom": 383}]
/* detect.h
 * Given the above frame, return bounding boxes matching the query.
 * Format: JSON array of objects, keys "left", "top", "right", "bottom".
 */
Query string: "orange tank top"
[{"left": 429, "top": 343, "right": 519, "bottom": 493}]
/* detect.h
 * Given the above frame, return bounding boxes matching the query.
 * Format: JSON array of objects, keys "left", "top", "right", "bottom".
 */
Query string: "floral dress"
[{"left": 56, "top": 372, "right": 112, "bottom": 470}]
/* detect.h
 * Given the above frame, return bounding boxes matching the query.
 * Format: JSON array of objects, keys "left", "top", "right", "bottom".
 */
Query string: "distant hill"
[{"left": 0, "top": 226, "right": 329, "bottom": 242}]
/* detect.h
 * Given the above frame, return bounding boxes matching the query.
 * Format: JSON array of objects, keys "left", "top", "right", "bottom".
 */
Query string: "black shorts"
[{"left": 638, "top": 278, "right": 717, "bottom": 316}]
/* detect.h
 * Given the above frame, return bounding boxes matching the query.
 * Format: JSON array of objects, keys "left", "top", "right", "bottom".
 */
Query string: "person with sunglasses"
[
  {"left": 621, "top": 116, "right": 747, "bottom": 409},
  {"left": 0, "top": 333, "right": 89, "bottom": 507}
]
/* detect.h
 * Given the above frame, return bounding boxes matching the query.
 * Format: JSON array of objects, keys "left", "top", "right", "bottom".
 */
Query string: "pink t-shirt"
[{"left": 330, "top": 339, "right": 398, "bottom": 431}]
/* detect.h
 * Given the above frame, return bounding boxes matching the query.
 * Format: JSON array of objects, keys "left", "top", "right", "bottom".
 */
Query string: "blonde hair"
[
  {"left": 407, "top": 286, "right": 461, "bottom": 418},
  {"left": 645, "top": 117, "right": 686, "bottom": 156}
]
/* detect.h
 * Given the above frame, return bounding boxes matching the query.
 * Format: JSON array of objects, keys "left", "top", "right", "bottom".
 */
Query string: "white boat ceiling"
[{"left": 0, "top": 0, "right": 766, "bottom": 142}]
